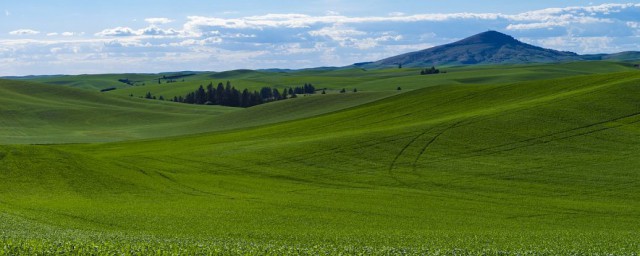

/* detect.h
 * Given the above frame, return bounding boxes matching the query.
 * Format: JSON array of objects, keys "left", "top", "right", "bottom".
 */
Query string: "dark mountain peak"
[
  {"left": 367, "top": 31, "right": 585, "bottom": 67},
  {"left": 453, "top": 30, "right": 519, "bottom": 46}
]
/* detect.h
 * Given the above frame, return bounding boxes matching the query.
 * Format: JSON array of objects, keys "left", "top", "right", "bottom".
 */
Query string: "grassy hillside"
[
  {"left": 1, "top": 70, "right": 640, "bottom": 254},
  {"left": 0, "top": 79, "right": 390, "bottom": 144},
  {"left": 22, "top": 73, "right": 161, "bottom": 90},
  {"left": 16, "top": 61, "right": 638, "bottom": 100}
]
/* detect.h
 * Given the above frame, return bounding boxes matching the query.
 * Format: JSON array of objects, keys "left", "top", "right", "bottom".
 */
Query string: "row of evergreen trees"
[
  {"left": 159, "top": 81, "right": 316, "bottom": 108},
  {"left": 420, "top": 66, "right": 441, "bottom": 75}
]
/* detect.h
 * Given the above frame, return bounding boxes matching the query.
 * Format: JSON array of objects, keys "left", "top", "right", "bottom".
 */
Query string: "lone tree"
[{"left": 397, "top": 86, "right": 402, "bottom": 91}]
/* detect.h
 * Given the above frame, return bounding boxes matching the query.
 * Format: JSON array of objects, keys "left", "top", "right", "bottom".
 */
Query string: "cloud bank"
[{"left": 1, "top": 3, "right": 639, "bottom": 75}]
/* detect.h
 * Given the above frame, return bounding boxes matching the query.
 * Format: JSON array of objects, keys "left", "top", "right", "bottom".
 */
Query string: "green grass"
[
  {"left": 0, "top": 79, "right": 236, "bottom": 144},
  {"left": 22, "top": 61, "right": 638, "bottom": 99},
  {"left": 1, "top": 63, "right": 640, "bottom": 254},
  {"left": 0, "top": 79, "right": 391, "bottom": 144}
]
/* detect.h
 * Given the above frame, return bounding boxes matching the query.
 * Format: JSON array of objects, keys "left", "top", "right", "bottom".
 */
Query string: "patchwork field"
[{"left": 1, "top": 62, "right": 640, "bottom": 254}]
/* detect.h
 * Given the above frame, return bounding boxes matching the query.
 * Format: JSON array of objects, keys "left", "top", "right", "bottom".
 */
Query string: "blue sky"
[{"left": 1, "top": 1, "right": 639, "bottom": 75}]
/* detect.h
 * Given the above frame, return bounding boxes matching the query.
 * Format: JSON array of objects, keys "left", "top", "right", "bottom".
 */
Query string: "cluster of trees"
[
  {"left": 292, "top": 83, "right": 316, "bottom": 94},
  {"left": 144, "top": 92, "right": 164, "bottom": 100},
  {"left": 118, "top": 78, "right": 134, "bottom": 85},
  {"left": 157, "top": 73, "right": 194, "bottom": 84},
  {"left": 159, "top": 78, "right": 180, "bottom": 84},
  {"left": 118, "top": 78, "right": 144, "bottom": 86},
  {"left": 420, "top": 66, "right": 442, "bottom": 75},
  {"left": 166, "top": 81, "right": 316, "bottom": 108}
]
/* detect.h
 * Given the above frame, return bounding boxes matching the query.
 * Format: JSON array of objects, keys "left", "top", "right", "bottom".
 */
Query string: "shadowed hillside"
[{"left": 364, "top": 31, "right": 639, "bottom": 68}]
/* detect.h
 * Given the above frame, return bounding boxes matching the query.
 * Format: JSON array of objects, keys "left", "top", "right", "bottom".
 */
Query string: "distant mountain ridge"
[{"left": 361, "top": 31, "right": 640, "bottom": 68}]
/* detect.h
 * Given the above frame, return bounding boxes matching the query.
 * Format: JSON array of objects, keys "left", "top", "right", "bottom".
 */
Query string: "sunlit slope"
[
  {"left": 24, "top": 73, "right": 161, "bottom": 91},
  {"left": 0, "top": 79, "right": 390, "bottom": 144},
  {"left": 113, "top": 61, "right": 638, "bottom": 99},
  {"left": 0, "top": 79, "right": 237, "bottom": 144},
  {"left": 1, "top": 72, "right": 639, "bottom": 252},
  {"left": 20, "top": 61, "right": 638, "bottom": 100}
]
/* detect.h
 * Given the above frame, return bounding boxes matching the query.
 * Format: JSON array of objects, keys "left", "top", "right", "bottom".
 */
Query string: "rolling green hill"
[
  {"left": 15, "top": 61, "right": 638, "bottom": 103},
  {"left": 0, "top": 79, "right": 391, "bottom": 144},
  {"left": 1, "top": 67, "right": 640, "bottom": 254}
]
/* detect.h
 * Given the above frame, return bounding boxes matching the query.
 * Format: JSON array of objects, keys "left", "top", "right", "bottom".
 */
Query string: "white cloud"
[
  {"left": 4, "top": 10, "right": 9, "bottom": 16},
  {"left": 505, "top": 3, "right": 635, "bottom": 30},
  {"left": 45, "top": 32, "right": 82, "bottom": 37},
  {"left": 50, "top": 47, "right": 63, "bottom": 54},
  {"left": 223, "top": 33, "right": 256, "bottom": 38},
  {"left": 627, "top": 21, "right": 640, "bottom": 29},
  {"left": 3, "top": 2, "right": 640, "bottom": 76},
  {"left": 9, "top": 29, "right": 40, "bottom": 35},
  {"left": 172, "top": 37, "right": 223, "bottom": 46},
  {"left": 522, "top": 36, "right": 617, "bottom": 53},
  {"left": 308, "top": 25, "right": 402, "bottom": 50},
  {"left": 145, "top": 17, "right": 174, "bottom": 24},
  {"left": 179, "top": 3, "right": 637, "bottom": 32},
  {"left": 96, "top": 26, "right": 180, "bottom": 37},
  {"left": 140, "top": 26, "right": 180, "bottom": 36},
  {"left": 95, "top": 27, "right": 137, "bottom": 37},
  {"left": 309, "top": 25, "right": 366, "bottom": 40},
  {"left": 183, "top": 12, "right": 503, "bottom": 32},
  {"left": 506, "top": 16, "right": 611, "bottom": 30}
]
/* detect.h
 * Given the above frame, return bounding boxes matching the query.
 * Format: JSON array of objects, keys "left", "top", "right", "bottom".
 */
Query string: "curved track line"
[{"left": 412, "top": 120, "right": 466, "bottom": 171}]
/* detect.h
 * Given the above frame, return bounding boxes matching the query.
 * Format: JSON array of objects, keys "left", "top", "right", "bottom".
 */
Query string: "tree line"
[
  {"left": 420, "top": 66, "right": 443, "bottom": 75},
  {"left": 143, "top": 82, "right": 316, "bottom": 108}
]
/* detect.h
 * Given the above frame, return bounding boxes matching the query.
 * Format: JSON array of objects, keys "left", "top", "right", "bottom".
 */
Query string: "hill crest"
[{"left": 363, "top": 31, "right": 637, "bottom": 68}]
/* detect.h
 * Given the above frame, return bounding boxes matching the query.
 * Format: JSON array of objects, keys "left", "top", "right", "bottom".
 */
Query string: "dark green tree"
[
  {"left": 260, "top": 87, "right": 273, "bottom": 101},
  {"left": 206, "top": 83, "right": 215, "bottom": 104},
  {"left": 216, "top": 83, "right": 225, "bottom": 105},
  {"left": 230, "top": 87, "right": 241, "bottom": 107},
  {"left": 272, "top": 88, "right": 282, "bottom": 100},
  {"left": 241, "top": 89, "right": 251, "bottom": 107},
  {"left": 195, "top": 85, "right": 206, "bottom": 104}
]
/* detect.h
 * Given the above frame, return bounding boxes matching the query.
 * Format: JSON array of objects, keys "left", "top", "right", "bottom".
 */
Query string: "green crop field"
[{"left": 1, "top": 62, "right": 640, "bottom": 254}]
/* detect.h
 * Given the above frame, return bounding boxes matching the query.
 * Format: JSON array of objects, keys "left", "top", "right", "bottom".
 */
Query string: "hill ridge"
[{"left": 363, "top": 30, "right": 638, "bottom": 68}]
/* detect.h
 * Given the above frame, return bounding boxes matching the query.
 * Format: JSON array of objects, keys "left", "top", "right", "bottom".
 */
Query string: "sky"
[{"left": 1, "top": 0, "right": 639, "bottom": 76}]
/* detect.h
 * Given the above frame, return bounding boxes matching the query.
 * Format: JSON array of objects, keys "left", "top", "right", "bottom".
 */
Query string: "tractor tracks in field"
[
  {"left": 387, "top": 120, "right": 466, "bottom": 185},
  {"left": 411, "top": 121, "right": 466, "bottom": 172},
  {"left": 388, "top": 127, "right": 438, "bottom": 173},
  {"left": 153, "top": 170, "right": 234, "bottom": 199},
  {"left": 430, "top": 111, "right": 640, "bottom": 164}
]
